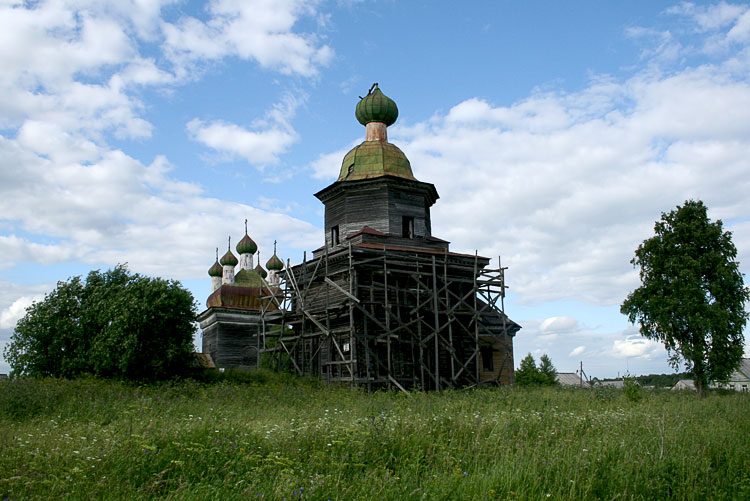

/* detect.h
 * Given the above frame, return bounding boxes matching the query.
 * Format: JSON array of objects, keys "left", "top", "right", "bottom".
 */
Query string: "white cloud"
[
  {"left": 0, "top": 0, "right": 327, "bottom": 285},
  {"left": 0, "top": 295, "right": 43, "bottom": 330},
  {"left": 540, "top": 316, "right": 579, "bottom": 333},
  {"left": 0, "top": 134, "right": 320, "bottom": 280},
  {"left": 161, "top": 0, "right": 333, "bottom": 77},
  {"left": 665, "top": 2, "right": 750, "bottom": 55},
  {"left": 612, "top": 335, "right": 664, "bottom": 359},
  {"left": 187, "top": 119, "right": 297, "bottom": 166},
  {"left": 569, "top": 345, "right": 586, "bottom": 357},
  {"left": 378, "top": 27, "right": 750, "bottom": 308},
  {"left": 187, "top": 92, "right": 304, "bottom": 166}
]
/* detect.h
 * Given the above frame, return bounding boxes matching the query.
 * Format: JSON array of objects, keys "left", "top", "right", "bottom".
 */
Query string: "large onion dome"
[
  {"left": 338, "top": 83, "right": 416, "bottom": 182},
  {"left": 208, "top": 248, "right": 223, "bottom": 277},
  {"left": 236, "top": 220, "right": 257, "bottom": 255},
  {"left": 356, "top": 84, "right": 398, "bottom": 126}
]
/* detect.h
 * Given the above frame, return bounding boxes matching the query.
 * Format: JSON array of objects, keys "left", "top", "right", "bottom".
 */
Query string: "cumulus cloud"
[
  {"left": 187, "top": 119, "right": 297, "bottom": 166},
  {"left": 0, "top": 295, "right": 43, "bottom": 330},
  {"left": 612, "top": 335, "right": 664, "bottom": 359},
  {"left": 187, "top": 92, "right": 304, "bottom": 166},
  {"left": 0, "top": 0, "right": 328, "bottom": 282},
  {"left": 540, "top": 316, "right": 579, "bottom": 333},
  {"left": 161, "top": 0, "right": 333, "bottom": 77},
  {"left": 569, "top": 345, "right": 586, "bottom": 357},
  {"left": 367, "top": 10, "right": 750, "bottom": 308},
  {"left": 0, "top": 135, "right": 319, "bottom": 279}
]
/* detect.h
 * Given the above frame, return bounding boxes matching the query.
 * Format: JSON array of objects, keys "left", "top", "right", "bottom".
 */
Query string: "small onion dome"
[
  {"left": 234, "top": 268, "right": 263, "bottom": 287},
  {"left": 208, "top": 259, "right": 223, "bottom": 277},
  {"left": 266, "top": 252, "right": 284, "bottom": 271},
  {"left": 356, "top": 84, "right": 398, "bottom": 127},
  {"left": 220, "top": 248, "right": 238, "bottom": 267},
  {"left": 236, "top": 232, "right": 257, "bottom": 255},
  {"left": 254, "top": 263, "right": 267, "bottom": 279}
]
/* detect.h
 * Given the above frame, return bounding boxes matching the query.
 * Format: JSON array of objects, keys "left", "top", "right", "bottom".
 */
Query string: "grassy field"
[{"left": 1, "top": 372, "right": 748, "bottom": 500}]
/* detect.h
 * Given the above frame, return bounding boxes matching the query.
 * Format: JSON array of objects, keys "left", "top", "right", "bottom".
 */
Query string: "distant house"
[
  {"left": 672, "top": 379, "right": 696, "bottom": 391},
  {"left": 596, "top": 379, "right": 625, "bottom": 389},
  {"left": 712, "top": 358, "right": 750, "bottom": 392},
  {"left": 556, "top": 372, "right": 589, "bottom": 387}
]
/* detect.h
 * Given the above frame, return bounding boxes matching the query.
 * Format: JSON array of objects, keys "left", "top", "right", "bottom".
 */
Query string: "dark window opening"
[
  {"left": 480, "top": 346, "right": 494, "bottom": 372},
  {"left": 331, "top": 225, "right": 340, "bottom": 245},
  {"left": 402, "top": 216, "right": 414, "bottom": 238}
]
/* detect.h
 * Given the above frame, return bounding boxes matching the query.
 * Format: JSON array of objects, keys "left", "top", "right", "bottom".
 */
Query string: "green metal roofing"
[
  {"left": 236, "top": 233, "right": 257, "bottom": 255},
  {"left": 220, "top": 249, "right": 238, "bottom": 267},
  {"left": 356, "top": 84, "right": 398, "bottom": 126},
  {"left": 266, "top": 253, "right": 284, "bottom": 271},
  {"left": 338, "top": 141, "right": 416, "bottom": 182},
  {"left": 208, "top": 259, "right": 223, "bottom": 277},
  {"left": 234, "top": 268, "right": 263, "bottom": 287}
]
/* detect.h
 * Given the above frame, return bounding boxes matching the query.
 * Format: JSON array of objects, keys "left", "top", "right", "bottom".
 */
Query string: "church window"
[
  {"left": 402, "top": 216, "right": 414, "bottom": 238},
  {"left": 480, "top": 346, "right": 494, "bottom": 372},
  {"left": 331, "top": 225, "right": 340, "bottom": 245}
]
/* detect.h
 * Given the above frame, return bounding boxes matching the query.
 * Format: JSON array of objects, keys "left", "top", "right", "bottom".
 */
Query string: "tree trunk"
[{"left": 693, "top": 361, "right": 708, "bottom": 397}]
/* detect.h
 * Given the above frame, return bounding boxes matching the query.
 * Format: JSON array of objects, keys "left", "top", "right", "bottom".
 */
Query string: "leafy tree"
[
  {"left": 515, "top": 353, "right": 540, "bottom": 386},
  {"left": 4, "top": 265, "right": 197, "bottom": 380},
  {"left": 538, "top": 354, "right": 558, "bottom": 385},
  {"left": 621, "top": 200, "right": 749, "bottom": 395},
  {"left": 515, "top": 353, "right": 558, "bottom": 386}
]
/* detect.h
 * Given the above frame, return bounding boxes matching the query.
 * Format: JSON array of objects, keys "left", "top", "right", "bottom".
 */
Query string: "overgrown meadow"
[{"left": 1, "top": 372, "right": 748, "bottom": 500}]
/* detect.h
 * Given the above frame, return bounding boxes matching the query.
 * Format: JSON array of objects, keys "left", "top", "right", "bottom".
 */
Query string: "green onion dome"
[
  {"left": 236, "top": 232, "right": 257, "bottom": 255},
  {"left": 208, "top": 259, "right": 223, "bottom": 277},
  {"left": 338, "top": 141, "right": 416, "bottom": 181},
  {"left": 356, "top": 84, "right": 398, "bottom": 127},
  {"left": 266, "top": 252, "right": 284, "bottom": 271},
  {"left": 220, "top": 248, "right": 238, "bottom": 267},
  {"left": 234, "top": 268, "right": 263, "bottom": 287},
  {"left": 254, "top": 263, "right": 267, "bottom": 279}
]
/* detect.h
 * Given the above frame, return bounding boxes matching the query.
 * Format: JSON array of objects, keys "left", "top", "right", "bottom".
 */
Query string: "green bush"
[
  {"left": 515, "top": 352, "right": 558, "bottom": 386},
  {"left": 623, "top": 373, "right": 643, "bottom": 402},
  {"left": 3, "top": 264, "right": 196, "bottom": 380}
]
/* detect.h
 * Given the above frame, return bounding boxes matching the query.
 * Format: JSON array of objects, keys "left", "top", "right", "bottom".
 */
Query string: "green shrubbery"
[
  {"left": 3, "top": 265, "right": 196, "bottom": 380},
  {"left": 2, "top": 374, "right": 747, "bottom": 499},
  {"left": 515, "top": 352, "right": 558, "bottom": 386}
]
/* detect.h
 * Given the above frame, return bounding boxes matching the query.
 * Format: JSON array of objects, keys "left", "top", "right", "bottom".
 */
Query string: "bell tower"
[{"left": 314, "top": 84, "right": 446, "bottom": 253}]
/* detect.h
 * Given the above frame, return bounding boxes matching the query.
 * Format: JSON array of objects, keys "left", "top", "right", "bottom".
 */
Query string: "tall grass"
[{"left": 1, "top": 373, "right": 748, "bottom": 500}]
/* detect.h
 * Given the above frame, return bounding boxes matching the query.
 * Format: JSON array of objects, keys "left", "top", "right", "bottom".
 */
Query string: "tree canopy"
[
  {"left": 621, "top": 200, "right": 749, "bottom": 395},
  {"left": 3, "top": 265, "right": 197, "bottom": 380},
  {"left": 515, "top": 353, "right": 558, "bottom": 386}
]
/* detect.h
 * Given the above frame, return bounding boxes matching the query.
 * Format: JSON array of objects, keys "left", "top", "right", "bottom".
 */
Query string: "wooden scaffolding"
[{"left": 258, "top": 243, "right": 515, "bottom": 392}]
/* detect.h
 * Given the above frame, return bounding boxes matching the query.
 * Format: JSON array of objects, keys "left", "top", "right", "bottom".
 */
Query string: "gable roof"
[
  {"left": 556, "top": 372, "right": 589, "bottom": 387},
  {"left": 672, "top": 379, "right": 696, "bottom": 391},
  {"left": 729, "top": 358, "right": 750, "bottom": 382}
]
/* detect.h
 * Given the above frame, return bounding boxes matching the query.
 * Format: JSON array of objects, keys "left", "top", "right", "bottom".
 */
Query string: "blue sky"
[{"left": 1, "top": 0, "right": 749, "bottom": 378}]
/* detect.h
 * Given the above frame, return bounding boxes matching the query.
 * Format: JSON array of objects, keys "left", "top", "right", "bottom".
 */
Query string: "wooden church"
[{"left": 199, "top": 84, "right": 520, "bottom": 391}]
